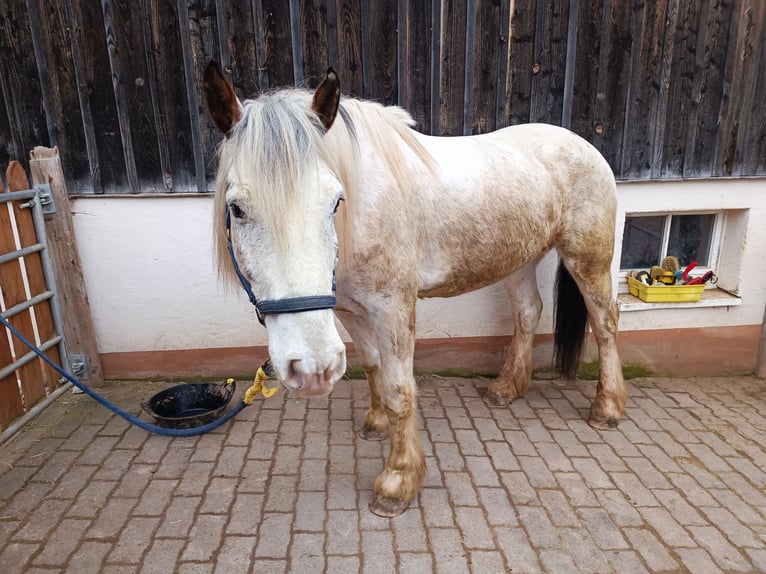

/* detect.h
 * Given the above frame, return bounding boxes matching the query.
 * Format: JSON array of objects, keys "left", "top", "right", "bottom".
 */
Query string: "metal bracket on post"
[{"left": 35, "top": 183, "right": 56, "bottom": 214}]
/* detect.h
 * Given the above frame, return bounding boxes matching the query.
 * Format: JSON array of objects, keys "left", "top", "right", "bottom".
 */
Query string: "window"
[{"left": 620, "top": 213, "right": 719, "bottom": 271}]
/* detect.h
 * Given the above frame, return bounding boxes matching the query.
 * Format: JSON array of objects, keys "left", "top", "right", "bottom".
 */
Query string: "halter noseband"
[{"left": 225, "top": 207, "right": 337, "bottom": 326}]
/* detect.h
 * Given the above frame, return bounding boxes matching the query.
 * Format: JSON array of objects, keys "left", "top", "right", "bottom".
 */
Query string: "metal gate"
[{"left": 0, "top": 162, "right": 69, "bottom": 439}]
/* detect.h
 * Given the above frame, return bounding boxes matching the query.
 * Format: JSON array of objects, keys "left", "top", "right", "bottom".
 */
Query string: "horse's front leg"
[
  {"left": 335, "top": 310, "right": 389, "bottom": 441},
  {"left": 368, "top": 305, "right": 425, "bottom": 517}
]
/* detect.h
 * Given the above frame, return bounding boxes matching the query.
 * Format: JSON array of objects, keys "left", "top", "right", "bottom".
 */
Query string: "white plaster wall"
[{"left": 71, "top": 179, "right": 766, "bottom": 354}]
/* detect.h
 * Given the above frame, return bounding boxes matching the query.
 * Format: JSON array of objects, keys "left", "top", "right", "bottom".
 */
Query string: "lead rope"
[{"left": 0, "top": 313, "right": 277, "bottom": 437}]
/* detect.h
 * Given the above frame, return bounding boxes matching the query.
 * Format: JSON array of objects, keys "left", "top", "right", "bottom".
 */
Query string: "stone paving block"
[
  {"left": 12, "top": 498, "right": 70, "bottom": 542},
  {"left": 577, "top": 507, "right": 628, "bottom": 550},
  {"left": 76, "top": 435, "right": 120, "bottom": 466},
  {"left": 535, "top": 441, "right": 573, "bottom": 472},
  {"left": 326, "top": 555, "right": 360, "bottom": 573},
  {"left": 592, "top": 488, "right": 642, "bottom": 527},
  {"left": 494, "top": 526, "right": 541, "bottom": 574},
  {"left": 200, "top": 477, "right": 238, "bottom": 514},
  {"left": 606, "top": 550, "right": 650, "bottom": 574},
  {"left": 518, "top": 505, "right": 560, "bottom": 548},
  {"left": 392, "top": 507, "right": 428, "bottom": 552},
  {"left": 586, "top": 443, "right": 627, "bottom": 472},
  {"left": 608, "top": 472, "right": 658, "bottom": 507},
  {"left": 293, "top": 491, "right": 326, "bottom": 531},
  {"left": 326, "top": 509, "right": 359, "bottom": 554},
  {"left": 361, "top": 529, "right": 396, "bottom": 574},
  {"left": 484, "top": 441, "right": 520, "bottom": 471},
  {"left": 65, "top": 540, "right": 112, "bottom": 573},
  {"left": 253, "top": 513, "right": 292, "bottom": 559},
  {"left": 676, "top": 547, "right": 726, "bottom": 574},
  {"left": 0, "top": 542, "right": 38, "bottom": 572},
  {"left": 455, "top": 506, "right": 494, "bottom": 549},
  {"left": 263, "top": 474, "right": 299, "bottom": 513},
  {"left": 503, "top": 429, "right": 537, "bottom": 456},
  {"left": 51, "top": 464, "right": 97, "bottom": 499},
  {"left": 419, "top": 488, "right": 455, "bottom": 528},
  {"left": 290, "top": 532, "right": 325, "bottom": 572},
  {"left": 538, "top": 489, "right": 580, "bottom": 527},
  {"left": 142, "top": 538, "right": 186, "bottom": 574},
  {"left": 560, "top": 527, "right": 613, "bottom": 573},
  {"left": 472, "top": 417, "right": 503, "bottom": 441},
  {"left": 156, "top": 496, "right": 200, "bottom": 538},
  {"left": 175, "top": 461, "right": 215, "bottom": 496},
  {"left": 107, "top": 516, "right": 160, "bottom": 564},
  {"left": 443, "top": 471, "right": 479, "bottom": 506},
  {"left": 213, "top": 445, "right": 247, "bottom": 477},
  {"left": 540, "top": 549, "right": 577, "bottom": 573},
  {"left": 638, "top": 506, "right": 695, "bottom": 548},
  {"left": 428, "top": 527, "right": 470, "bottom": 574},
  {"left": 465, "top": 455, "right": 501, "bottom": 487},
  {"left": 134, "top": 478, "right": 177, "bottom": 516},
  {"left": 31, "top": 517, "right": 89, "bottom": 567},
  {"left": 182, "top": 514, "right": 228, "bottom": 561},
  {"left": 624, "top": 527, "right": 679, "bottom": 571},
  {"left": 433, "top": 441, "right": 464, "bottom": 472},
  {"left": 0, "top": 466, "right": 36, "bottom": 502},
  {"left": 571, "top": 457, "right": 613, "bottom": 489},
  {"left": 688, "top": 525, "right": 753, "bottom": 571},
  {"left": 554, "top": 471, "right": 599, "bottom": 507},
  {"left": 500, "top": 471, "right": 539, "bottom": 506}
]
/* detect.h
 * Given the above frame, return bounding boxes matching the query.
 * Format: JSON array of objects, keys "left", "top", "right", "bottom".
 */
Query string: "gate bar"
[
  {"left": 0, "top": 243, "right": 45, "bottom": 266},
  {"left": 0, "top": 292, "right": 54, "bottom": 320},
  {"left": 0, "top": 189, "right": 36, "bottom": 203},
  {"left": 0, "top": 335, "right": 63, "bottom": 381}
]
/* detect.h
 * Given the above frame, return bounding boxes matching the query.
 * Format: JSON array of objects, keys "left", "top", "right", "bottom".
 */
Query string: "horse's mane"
[{"left": 213, "top": 88, "right": 435, "bottom": 287}]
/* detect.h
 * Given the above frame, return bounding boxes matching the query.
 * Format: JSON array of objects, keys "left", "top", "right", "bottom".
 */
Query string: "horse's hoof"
[
  {"left": 369, "top": 495, "right": 410, "bottom": 517},
  {"left": 588, "top": 417, "right": 619, "bottom": 430},
  {"left": 483, "top": 389, "right": 510, "bottom": 407},
  {"left": 359, "top": 425, "right": 389, "bottom": 441}
]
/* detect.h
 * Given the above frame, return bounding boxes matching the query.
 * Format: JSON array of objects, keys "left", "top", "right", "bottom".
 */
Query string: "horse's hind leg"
[
  {"left": 335, "top": 311, "right": 389, "bottom": 441},
  {"left": 484, "top": 261, "right": 542, "bottom": 407},
  {"left": 560, "top": 256, "right": 626, "bottom": 429}
]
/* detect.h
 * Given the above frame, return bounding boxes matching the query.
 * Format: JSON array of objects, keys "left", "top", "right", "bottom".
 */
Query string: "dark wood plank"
[
  {"left": 221, "top": 1, "right": 261, "bottom": 97},
  {"left": 334, "top": 0, "right": 364, "bottom": 97},
  {"left": 262, "top": 0, "right": 295, "bottom": 88},
  {"left": 505, "top": 0, "right": 536, "bottom": 126},
  {"left": 437, "top": 0, "right": 468, "bottom": 135},
  {"left": 367, "top": 0, "right": 397, "bottom": 104},
  {"left": 716, "top": 0, "right": 765, "bottom": 176},
  {"left": 619, "top": 0, "right": 668, "bottom": 179},
  {"left": 185, "top": 0, "right": 222, "bottom": 190},
  {"left": 25, "top": 0, "right": 89, "bottom": 194},
  {"left": 299, "top": 0, "right": 329, "bottom": 88},
  {"left": 529, "top": 0, "right": 569, "bottom": 125},
  {"left": 68, "top": 0, "right": 128, "bottom": 194},
  {"left": 569, "top": 0, "right": 602, "bottom": 140},
  {"left": 399, "top": 0, "right": 432, "bottom": 132},
  {"left": 0, "top": 0, "right": 49, "bottom": 178},
  {"left": 6, "top": 161, "right": 60, "bottom": 390},
  {"left": 681, "top": 0, "right": 735, "bottom": 177},
  {"left": 658, "top": 0, "right": 701, "bottom": 178},
  {"left": 731, "top": 0, "right": 766, "bottom": 176},
  {"left": 30, "top": 147, "right": 104, "bottom": 387},
  {"left": 471, "top": 0, "right": 503, "bottom": 134},
  {"left": 590, "top": 0, "right": 633, "bottom": 176}
]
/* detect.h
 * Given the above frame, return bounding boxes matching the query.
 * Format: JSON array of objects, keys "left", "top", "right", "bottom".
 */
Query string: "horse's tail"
[{"left": 553, "top": 261, "right": 588, "bottom": 379}]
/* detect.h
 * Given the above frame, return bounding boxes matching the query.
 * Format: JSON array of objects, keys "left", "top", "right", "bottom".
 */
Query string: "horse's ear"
[
  {"left": 203, "top": 61, "right": 241, "bottom": 136},
  {"left": 312, "top": 67, "right": 340, "bottom": 131}
]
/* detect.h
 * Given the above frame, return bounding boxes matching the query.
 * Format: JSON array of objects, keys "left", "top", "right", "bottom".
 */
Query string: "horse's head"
[{"left": 204, "top": 61, "right": 346, "bottom": 398}]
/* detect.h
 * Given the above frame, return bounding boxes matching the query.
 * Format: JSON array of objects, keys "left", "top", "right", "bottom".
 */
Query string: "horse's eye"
[
  {"left": 230, "top": 202, "right": 246, "bottom": 220},
  {"left": 333, "top": 197, "right": 344, "bottom": 215}
]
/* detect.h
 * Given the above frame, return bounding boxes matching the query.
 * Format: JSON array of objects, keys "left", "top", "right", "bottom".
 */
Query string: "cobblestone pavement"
[{"left": 1, "top": 374, "right": 765, "bottom": 573}]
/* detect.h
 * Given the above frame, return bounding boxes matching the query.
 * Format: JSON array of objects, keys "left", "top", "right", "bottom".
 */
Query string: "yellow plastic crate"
[{"left": 627, "top": 276, "right": 705, "bottom": 303}]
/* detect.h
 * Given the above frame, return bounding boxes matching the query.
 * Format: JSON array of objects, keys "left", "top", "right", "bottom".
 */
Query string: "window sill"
[{"left": 618, "top": 288, "right": 742, "bottom": 312}]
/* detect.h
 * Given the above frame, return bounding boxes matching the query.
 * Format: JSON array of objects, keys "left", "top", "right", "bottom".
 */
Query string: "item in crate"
[
  {"left": 650, "top": 265, "right": 676, "bottom": 285},
  {"left": 675, "top": 261, "right": 698, "bottom": 283},
  {"left": 627, "top": 276, "right": 705, "bottom": 303},
  {"left": 685, "top": 270, "right": 717, "bottom": 285},
  {"left": 632, "top": 270, "right": 652, "bottom": 285},
  {"left": 661, "top": 255, "right": 680, "bottom": 273}
]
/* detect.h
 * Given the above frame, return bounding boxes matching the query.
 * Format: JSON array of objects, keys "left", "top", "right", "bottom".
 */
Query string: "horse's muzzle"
[{"left": 283, "top": 353, "right": 346, "bottom": 397}]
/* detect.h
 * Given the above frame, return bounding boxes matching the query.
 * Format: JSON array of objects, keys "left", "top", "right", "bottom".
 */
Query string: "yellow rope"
[{"left": 227, "top": 365, "right": 279, "bottom": 406}]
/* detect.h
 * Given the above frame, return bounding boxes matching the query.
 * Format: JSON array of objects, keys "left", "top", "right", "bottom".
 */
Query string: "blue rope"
[{"left": 0, "top": 314, "right": 248, "bottom": 437}]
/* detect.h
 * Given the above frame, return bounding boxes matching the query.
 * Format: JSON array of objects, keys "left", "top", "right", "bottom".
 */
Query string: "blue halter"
[{"left": 225, "top": 207, "right": 337, "bottom": 326}]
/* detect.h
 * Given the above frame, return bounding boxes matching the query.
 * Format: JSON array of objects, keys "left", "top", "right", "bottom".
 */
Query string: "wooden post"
[{"left": 29, "top": 146, "right": 104, "bottom": 387}]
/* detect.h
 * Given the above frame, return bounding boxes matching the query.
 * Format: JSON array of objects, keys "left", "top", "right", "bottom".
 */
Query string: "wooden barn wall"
[{"left": 0, "top": 0, "right": 764, "bottom": 195}]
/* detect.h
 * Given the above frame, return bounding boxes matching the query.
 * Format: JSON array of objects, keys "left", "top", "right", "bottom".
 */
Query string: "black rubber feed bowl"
[{"left": 140, "top": 382, "right": 235, "bottom": 429}]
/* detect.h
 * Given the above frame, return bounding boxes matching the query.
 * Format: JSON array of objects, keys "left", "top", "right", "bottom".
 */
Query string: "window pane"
[
  {"left": 667, "top": 214, "right": 715, "bottom": 267},
  {"left": 620, "top": 215, "right": 664, "bottom": 269}
]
